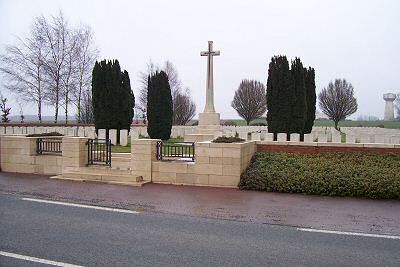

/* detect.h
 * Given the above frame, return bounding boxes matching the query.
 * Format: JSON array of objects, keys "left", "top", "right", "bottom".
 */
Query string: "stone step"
[{"left": 51, "top": 170, "right": 148, "bottom": 187}]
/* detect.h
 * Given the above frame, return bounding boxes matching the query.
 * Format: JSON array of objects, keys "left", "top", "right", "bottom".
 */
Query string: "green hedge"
[
  {"left": 239, "top": 152, "right": 400, "bottom": 199},
  {"left": 212, "top": 136, "right": 245, "bottom": 143}
]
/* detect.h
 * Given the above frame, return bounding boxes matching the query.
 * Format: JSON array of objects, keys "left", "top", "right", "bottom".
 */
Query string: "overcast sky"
[{"left": 0, "top": 0, "right": 399, "bottom": 120}]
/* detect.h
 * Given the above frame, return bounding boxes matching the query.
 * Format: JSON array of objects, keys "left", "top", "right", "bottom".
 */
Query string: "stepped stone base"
[
  {"left": 184, "top": 134, "right": 215, "bottom": 142},
  {"left": 184, "top": 112, "right": 222, "bottom": 142},
  {"left": 52, "top": 166, "right": 149, "bottom": 187}
]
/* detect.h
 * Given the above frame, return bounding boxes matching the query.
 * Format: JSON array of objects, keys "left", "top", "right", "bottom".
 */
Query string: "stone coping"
[{"left": 257, "top": 141, "right": 399, "bottom": 149}]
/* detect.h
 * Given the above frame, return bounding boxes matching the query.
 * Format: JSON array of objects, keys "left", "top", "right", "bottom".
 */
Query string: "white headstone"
[
  {"left": 98, "top": 129, "right": 106, "bottom": 140},
  {"left": 120, "top": 129, "right": 128, "bottom": 146},
  {"left": 360, "top": 135, "right": 371, "bottom": 144},
  {"left": 374, "top": 134, "right": 385, "bottom": 144},
  {"left": 346, "top": 135, "right": 356, "bottom": 143},
  {"left": 77, "top": 127, "right": 85, "bottom": 137},
  {"left": 304, "top": 134, "right": 314, "bottom": 143},
  {"left": 318, "top": 134, "right": 328, "bottom": 143},
  {"left": 331, "top": 134, "right": 341, "bottom": 143},
  {"left": 67, "top": 127, "right": 75, "bottom": 136},
  {"left": 251, "top": 132, "right": 261, "bottom": 141},
  {"left": 239, "top": 132, "right": 247, "bottom": 140},
  {"left": 290, "top": 133, "right": 300, "bottom": 142},
  {"left": 277, "top": 133, "right": 287, "bottom": 142},
  {"left": 109, "top": 129, "right": 117, "bottom": 145},
  {"left": 264, "top": 133, "right": 274, "bottom": 141},
  {"left": 86, "top": 128, "right": 95, "bottom": 139}
]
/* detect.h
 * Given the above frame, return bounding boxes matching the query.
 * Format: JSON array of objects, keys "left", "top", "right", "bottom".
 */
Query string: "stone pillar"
[
  {"left": 120, "top": 129, "right": 128, "bottom": 146},
  {"left": 131, "top": 138, "right": 160, "bottom": 182},
  {"left": 61, "top": 137, "right": 88, "bottom": 172},
  {"left": 109, "top": 129, "right": 117, "bottom": 145},
  {"left": 98, "top": 129, "right": 106, "bottom": 140}
]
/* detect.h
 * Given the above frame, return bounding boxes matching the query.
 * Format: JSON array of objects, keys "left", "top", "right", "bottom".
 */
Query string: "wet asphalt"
[{"left": 1, "top": 193, "right": 399, "bottom": 267}]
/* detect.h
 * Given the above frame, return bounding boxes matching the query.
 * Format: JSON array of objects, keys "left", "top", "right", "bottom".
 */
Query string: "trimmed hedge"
[
  {"left": 213, "top": 136, "right": 245, "bottom": 143},
  {"left": 239, "top": 152, "right": 400, "bottom": 199},
  {"left": 26, "top": 132, "right": 64, "bottom": 137}
]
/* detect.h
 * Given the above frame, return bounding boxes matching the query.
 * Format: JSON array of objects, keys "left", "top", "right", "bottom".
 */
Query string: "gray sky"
[{"left": 1, "top": 0, "right": 399, "bottom": 120}]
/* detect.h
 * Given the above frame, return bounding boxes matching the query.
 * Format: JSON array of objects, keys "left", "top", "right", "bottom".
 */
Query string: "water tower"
[{"left": 383, "top": 93, "right": 397, "bottom": 121}]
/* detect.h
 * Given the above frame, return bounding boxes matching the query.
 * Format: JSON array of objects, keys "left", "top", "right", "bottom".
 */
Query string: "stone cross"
[{"left": 201, "top": 41, "right": 220, "bottom": 113}]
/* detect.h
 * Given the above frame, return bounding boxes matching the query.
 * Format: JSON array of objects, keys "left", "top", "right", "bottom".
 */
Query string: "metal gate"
[{"left": 87, "top": 139, "right": 112, "bottom": 166}]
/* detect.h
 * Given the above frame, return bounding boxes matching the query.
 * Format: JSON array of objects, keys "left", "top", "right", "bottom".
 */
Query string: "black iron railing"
[
  {"left": 156, "top": 141, "right": 195, "bottom": 161},
  {"left": 87, "top": 139, "right": 112, "bottom": 166},
  {"left": 36, "top": 138, "right": 62, "bottom": 155}
]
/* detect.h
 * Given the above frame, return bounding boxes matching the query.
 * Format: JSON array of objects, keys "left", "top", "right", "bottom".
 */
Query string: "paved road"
[
  {"left": 1, "top": 193, "right": 399, "bottom": 267},
  {"left": 1, "top": 173, "right": 400, "bottom": 235}
]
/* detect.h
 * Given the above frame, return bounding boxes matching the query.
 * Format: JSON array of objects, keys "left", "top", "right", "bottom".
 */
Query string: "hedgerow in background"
[{"left": 239, "top": 152, "right": 400, "bottom": 199}]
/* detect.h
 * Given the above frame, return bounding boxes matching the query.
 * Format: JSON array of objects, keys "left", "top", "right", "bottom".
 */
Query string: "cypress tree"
[
  {"left": 92, "top": 59, "right": 135, "bottom": 139},
  {"left": 266, "top": 56, "right": 293, "bottom": 139},
  {"left": 290, "top": 58, "right": 307, "bottom": 135},
  {"left": 304, "top": 67, "right": 316, "bottom": 134},
  {"left": 147, "top": 71, "right": 173, "bottom": 140}
]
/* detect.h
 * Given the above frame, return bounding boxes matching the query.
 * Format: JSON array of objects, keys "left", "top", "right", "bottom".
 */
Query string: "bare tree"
[
  {"left": 77, "top": 87, "right": 94, "bottom": 124},
  {"left": 396, "top": 94, "right": 400, "bottom": 120},
  {"left": 318, "top": 79, "right": 358, "bottom": 130},
  {"left": 60, "top": 29, "right": 78, "bottom": 124},
  {"left": 173, "top": 88, "right": 196, "bottom": 125},
  {"left": 0, "top": 18, "right": 46, "bottom": 122},
  {"left": 40, "top": 12, "right": 69, "bottom": 123},
  {"left": 137, "top": 60, "right": 189, "bottom": 125},
  {"left": 231, "top": 79, "right": 267, "bottom": 125},
  {"left": 137, "top": 60, "right": 159, "bottom": 115}
]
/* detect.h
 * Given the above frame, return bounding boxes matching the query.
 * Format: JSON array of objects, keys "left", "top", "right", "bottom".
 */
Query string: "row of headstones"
[
  {"left": 97, "top": 129, "right": 129, "bottom": 146},
  {"left": 238, "top": 131, "right": 400, "bottom": 144},
  {"left": 0, "top": 126, "right": 96, "bottom": 138}
]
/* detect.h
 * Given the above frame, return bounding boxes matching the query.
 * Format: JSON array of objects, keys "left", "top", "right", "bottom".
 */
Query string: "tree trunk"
[
  {"left": 334, "top": 120, "right": 339, "bottom": 131},
  {"left": 54, "top": 81, "right": 59, "bottom": 123},
  {"left": 38, "top": 99, "right": 42, "bottom": 123}
]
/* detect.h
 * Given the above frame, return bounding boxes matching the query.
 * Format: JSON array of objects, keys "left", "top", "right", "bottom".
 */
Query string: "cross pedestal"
[{"left": 185, "top": 41, "right": 223, "bottom": 142}]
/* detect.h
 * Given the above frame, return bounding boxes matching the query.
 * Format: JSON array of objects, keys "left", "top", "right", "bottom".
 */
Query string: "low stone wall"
[
  {"left": 0, "top": 136, "right": 62, "bottom": 175},
  {"left": 132, "top": 139, "right": 257, "bottom": 188},
  {"left": 257, "top": 141, "right": 400, "bottom": 154}
]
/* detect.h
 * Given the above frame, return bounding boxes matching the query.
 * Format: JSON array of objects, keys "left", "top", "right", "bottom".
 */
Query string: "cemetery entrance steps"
[{"left": 51, "top": 165, "right": 149, "bottom": 187}]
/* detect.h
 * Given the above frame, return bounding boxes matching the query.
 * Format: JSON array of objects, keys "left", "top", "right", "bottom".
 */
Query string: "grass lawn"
[{"left": 112, "top": 137, "right": 185, "bottom": 153}]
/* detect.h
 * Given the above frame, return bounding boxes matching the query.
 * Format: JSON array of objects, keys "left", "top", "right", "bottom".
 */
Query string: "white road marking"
[
  {"left": 297, "top": 228, "right": 400, "bottom": 240},
  {"left": 0, "top": 251, "right": 84, "bottom": 267},
  {"left": 21, "top": 198, "right": 139, "bottom": 214}
]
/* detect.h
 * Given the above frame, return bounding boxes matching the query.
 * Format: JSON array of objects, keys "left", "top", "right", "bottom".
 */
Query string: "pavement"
[
  {"left": 1, "top": 193, "right": 400, "bottom": 266},
  {"left": 0, "top": 172, "right": 399, "bottom": 235}
]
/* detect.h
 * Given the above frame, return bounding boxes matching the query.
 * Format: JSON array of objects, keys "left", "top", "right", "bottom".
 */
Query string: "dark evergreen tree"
[
  {"left": 290, "top": 58, "right": 306, "bottom": 135},
  {"left": 266, "top": 56, "right": 293, "bottom": 139},
  {"left": 92, "top": 59, "right": 135, "bottom": 141},
  {"left": 266, "top": 56, "right": 316, "bottom": 140},
  {"left": 147, "top": 71, "right": 173, "bottom": 140},
  {"left": 304, "top": 67, "right": 316, "bottom": 134}
]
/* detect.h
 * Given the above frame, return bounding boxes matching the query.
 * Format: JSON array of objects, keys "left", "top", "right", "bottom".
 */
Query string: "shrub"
[
  {"left": 191, "top": 121, "right": 199, "bottom": 126},
  {"left": 26, "top": 132, "right": 64, "bottom": 137},
  {"left": 212, "top": 136, "right": 245, "bottom": 143},
  {"left": 223, "top": 120, "right": 238, "bottom": 126},
  {"left": 239, "top": 152, "right": 400, "bottom": 199},
  {"left": 250, "top": 122, "right": 267, "bottom": 126}
]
